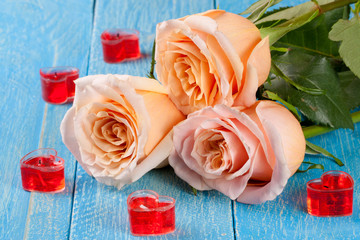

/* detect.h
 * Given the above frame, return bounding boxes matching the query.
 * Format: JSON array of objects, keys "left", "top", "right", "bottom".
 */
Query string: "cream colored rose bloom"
[
  {"left": 169, "top": 101, "right": 305, "bottom": 204},
  {"left": 60, "top": 74, "right": 185, "bottom": 189},
  {"left": 155, "top": 10, "right": 271, "bottom": 115}
]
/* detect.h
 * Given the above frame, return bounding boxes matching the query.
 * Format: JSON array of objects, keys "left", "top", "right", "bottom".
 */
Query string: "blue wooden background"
[{"left": 0, "top": 0, "right": 359, "bottom": 239}]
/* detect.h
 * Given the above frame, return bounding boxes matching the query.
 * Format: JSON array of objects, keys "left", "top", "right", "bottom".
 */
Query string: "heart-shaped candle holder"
[
  {"left": 20, "top": 148, "right": 65, "bottom": 193},
  {"left": 101, "top": 29, "right": 140, "bottom": 63},
  {"left": 127, "top": 190, "right": 175, "bottom": 236},
  {"left": 40, "top": 66, "right": 79, "bottom": 104},
  {"left": 307, "top": 170, "right": 354, "bottom": 217}
]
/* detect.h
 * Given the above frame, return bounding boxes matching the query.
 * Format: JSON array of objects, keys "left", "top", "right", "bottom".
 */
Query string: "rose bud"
[
  {"left": 60, "top": 74, "right": 185, "bottom": 188},
  {"left": 155, "top": 9, "right": 271, "bottom": 115},
  {"left": 169, "top": 101, "right": 305, "bottom": 204}
]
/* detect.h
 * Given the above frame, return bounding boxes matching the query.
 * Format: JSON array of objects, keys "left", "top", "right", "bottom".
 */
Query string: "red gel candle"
[
  {"left": 20, "top": 148, "right": 65, "bottom": 193},
  {"left": 101, "top": 29, "right": 140, "bottom": 63},
  {"left": 40, "top": 66, "right": 79, "bottom": 104},
  {"left": 127, "top": 190, "right": 175, "bottom": 236},
  {"left": 307, "top": 171, "right": 353, "bottom": 217}
]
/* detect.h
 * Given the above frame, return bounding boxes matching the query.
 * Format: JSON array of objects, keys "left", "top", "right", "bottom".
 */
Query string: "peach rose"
[
  {"left": 155, "top": 10, "right": 271, "bottom": 115},
  {"left": 60, "top": 74, "right": 185, "bottom": 189},
  {"left": 169, "top": 101, "right": 305, "bottom": 204}
]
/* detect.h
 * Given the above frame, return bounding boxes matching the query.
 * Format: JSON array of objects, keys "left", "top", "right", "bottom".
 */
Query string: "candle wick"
[{"left": 54, "top": 72, "right": 57, "bottom": 77}]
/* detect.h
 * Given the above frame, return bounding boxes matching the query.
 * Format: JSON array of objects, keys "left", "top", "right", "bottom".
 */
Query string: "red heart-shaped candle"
[
  {"left": 20, "top": 148, "right": 65, "bottom": 193},
  {"left": 40, "top": 66, "right": 79, "bottom": 104},
  {"left": 127, "top": 190, "right": 175, "bottom": 236},
  {"left": 101, "top": 29, "right": 140, "bottom": 63},
  {"left": 307, "top": 170, "right": 354, "bottom": 217}
]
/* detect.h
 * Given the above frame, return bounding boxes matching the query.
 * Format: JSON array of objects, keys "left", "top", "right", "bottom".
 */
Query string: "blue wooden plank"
[
  {"left": 71, "top": 167, "right": 233, "bottom": 239},
  {"left": 0, "top": 0, "right": 94, "bottom": 239},
  {"left": 23, "top": 0, "right": 95, "bottom": 239},
  {"left": 233, "top": 125, "right": 360, "bottom": 239},
  {"left": 69, "top": 0, "right": 236, "bottom": 239},
  {"left": 217, "top": 0, "right": 307, "bottom": 13},
  {"left": 0, "top": 1, "right": 50, "bottom": 238},
  {"left": 216, "top": 0, "right": 360, "bottom": 239}
]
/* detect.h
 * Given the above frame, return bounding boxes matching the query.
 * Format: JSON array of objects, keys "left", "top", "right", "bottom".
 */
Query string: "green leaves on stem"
[
  {"left": 241, "top": 0, "right": 283, "bottom": 22},
  {"left": 306, "top": 140, "right": 344, "bottom": 166},
  {"left": 251, "top": 0, "right": 360, "bottom": 172},
  {"left": 296, "top": 140, "right": 344, "bottom": 173},
  {"left": 191, "top": 187, "right": 197, "bottom": 196},
  {"left": 257, "top": 0, "right": 359, "bottom": 131},
  {"left": 273, "top": 6, "right": 346, "bottom": 59},
  {"left": 296, "top": 161, "right": 324, "bottom": 173},
  {"left": 265, "top": 50, "right": 353, "bottom": 129},
  {"left": 339, "top": 71, "right": 360, "bottom": 110},
  {"left": 146, "top": 40, "right": 157, "bottom": 80},
  {"left": 260, "top": 10, "right": 319, "bottom": 45},
  {"left": 329, "top": 16, "right": 360, "bottom": 78}
]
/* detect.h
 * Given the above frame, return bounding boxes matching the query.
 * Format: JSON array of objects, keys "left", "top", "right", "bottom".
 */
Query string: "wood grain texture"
[
  {"left": 70, "top": 167, "right": 233, "bottom": 240},
  {"left": 69, "top": 0, "right": 234, "bottom": 239},
  {"left": 22, "top": 1, "right": 95, "bottom": 238},
  {"left": 0, "top": 0, "right": 94, "bottom": 239},
  {"left": 216, "top": 0, "right": 307, "bottom": 13},
  {"left": 1, "top": 0, "right": 360, "bottom": 239}
]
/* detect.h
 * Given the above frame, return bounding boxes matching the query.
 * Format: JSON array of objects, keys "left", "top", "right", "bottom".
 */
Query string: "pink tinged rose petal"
[
  {"left": 60, "top": 74, "right": 185, "bottom": 189},
  {"left": 236, "top": 120, "right": 292, "bottom": 204},
  {"left": 169, "top": 101, "right": 305, "bottom": 204},
  {"left": 256, "top": 101, "right": 306, "bottom": 174},
  {"left": 169, "top": 150, "right": 212, "bottom": 191}
]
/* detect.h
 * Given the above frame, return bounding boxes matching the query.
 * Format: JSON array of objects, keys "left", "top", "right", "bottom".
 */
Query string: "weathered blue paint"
[{"left": 1, "top": 0, "right": 359, "bottom": 239}]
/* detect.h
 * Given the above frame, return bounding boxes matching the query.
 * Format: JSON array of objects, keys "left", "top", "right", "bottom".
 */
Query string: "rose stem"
[
  {"left": 303, "top": 111, "right": 360, "bottom": 139},
  {"left": 319, "top": 0, "right": 357, "bottom": 13}
]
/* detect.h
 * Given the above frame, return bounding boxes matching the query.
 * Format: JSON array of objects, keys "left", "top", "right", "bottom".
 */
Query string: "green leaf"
[
  {"left": 355, "top": 0, "right": 360, "bottom": 14},
  {"left": 271, "top": 62, "right": 325, "bottom": 95},
  {"left": 256, "top": 0, "right": 319, "bottom": 24},
  {"left": 241, "top": 0, "right": 283, "bottom": 22},
  {"left": 265, "top": 50, "right": 354, "bottom": 129},
  {"left": 262, "top": 90, "right": 301, "bottom": 120},
  {"left": 146, "top": 40, "right": 157, "bottom": 80},
  {"left": 306, "top": 145, "right": 321, "bottom": 154},
  {"left": 329, "top": 17, "right": 360, "bottom": 78},
  {"left": 242, "top": 0, "right": 282, "bottom": 14},
  {"left": 270, "top": 46, "right": 289, "bottom": 52},
  {"left": 260, "top": 10, "right": 319, "bottom": 45},
  {"left": 306, "top": 140, "right": 344, "bottom": 166},
  {"left": 302, "top": 111, "right": 360, "bottom": 138},
  {"left": 338, "top": 71, "right": 360, "bottom": 110},
  {"left": 275, "top": 7, "right": 346, "bottom": 59},
  {"left": 192, "top": 187, "right": 197, "bottom": 196},
  {"left": 296, "top": 161, "right": 324, "bottom": 173}
]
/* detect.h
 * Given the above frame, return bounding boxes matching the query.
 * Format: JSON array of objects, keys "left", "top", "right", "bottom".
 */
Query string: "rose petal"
[
  {"left": 256, "top": 101, "right": 305, "bottom": 174},
  {"left": 61, "top": 74, "right": 185, "bottom": 189},
  {"left": 60, "top": 107, "right": 92, "bottom": 176},
  {"left": 236, "top": 120, "right": 292, "bottom": 204},
  {"left": 131, "top": 130, "right": 175, "bottom": 182},
  {"left": 248, "top": 36, "right": 271, "bottom": 86},
  {"left": 169, "top": 149, "right": 212, "bottom": 191}
]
